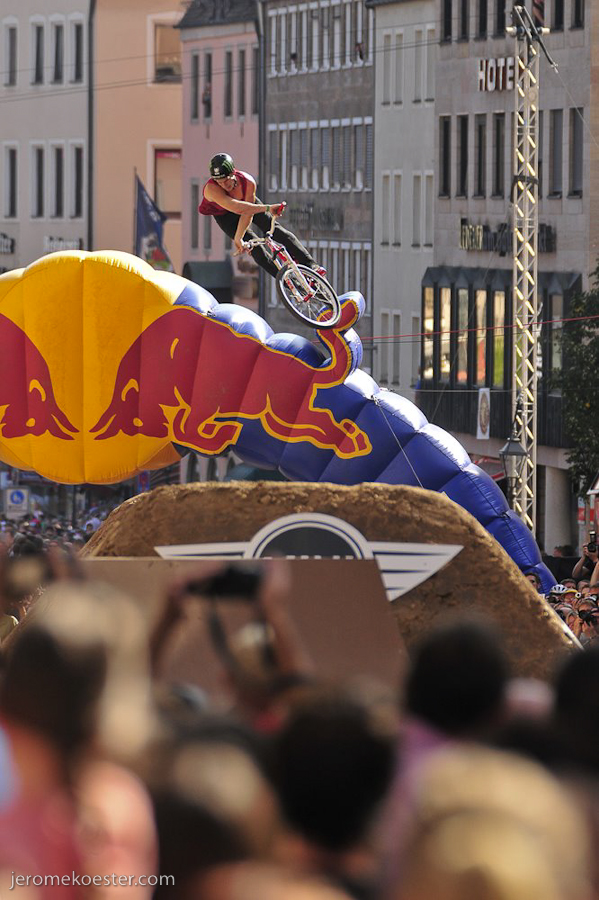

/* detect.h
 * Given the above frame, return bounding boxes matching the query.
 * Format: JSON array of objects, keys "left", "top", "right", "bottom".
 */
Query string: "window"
[
  {"left": 4, "top": 147, "right": 17, "bottom": 218},
  {"left": 412, "top": 316, "right": 421, "bottom": 385},
  {"left": 457, "top": 115, "right": 468, "bottom": 196},
  {"left": 224, "top": 50, "right": 233, "bottom": 117},
  {"left": 290, "top": 129, "right": 299, "bottom": 190},
  {"left": 365, "top": 122, "right": 373, "bottom": 189},
  {"left": 425, "top": 27, "right": 435, "bottom": 99},
  {"left": 322, "top": 7, "right": 330, "bottom": 68},
  {"left": 569, "top": 108, "right": 583, "bottom": 196},
  {"left": 475, "top": 289, "right": 487, "bottom": 384},
  {"left": 456, "top": 288, "right": 468, "bottom": 383},
  {"left": 191, "top": 53, "right": 199, "bottom": 120},
  {"left": 52, "top": 146, "right": 64, "bottom": 217},
  {"left": 553, "top": 0, "right": 564, "bottom": 29},
  {"left": 550, "top": 293, "right": 562, "bottom": 372},
  {"left": 252, "top": 46, "right": 259, "bottom": 114},
  {"left": 290, "top": 10, "right": 298, "bottom": 69},
  {"left": 395, "top": 32, "right": 403, "bottom": 103},
  {"left": 33, "top": 24, "right": 44, "bottom": 84},
  {"left": 381, "top": 311, "right": 390, "bottom": 383},
  {"left": 495, "top": 0, "right": 506, "bottom": 34},
  {"left": 154, "top": 23, "right": 181, "bottom": 82},
  {"left": 203, "top": 53, "right": 212, "bottom": 120},
  {"left": 414, "top": 29, "right": 423, "bottom": 101},
  {"left": 382, "top": 33, "right": 391, "bottom": 104},
  {"left": 492, "top": 290, "right": 505, "bottom": 387},
  {"left": 355, "top": 123, "right": 364, "bottom": 189},
  {"left": 279, "top": 12, "right": 287, "bottom": 73},
  {"left": 269, "top": 14, "right": 278, "bottom": 74},
  {"left": 477, "top": 0, "right": 488, "bottom": 36},
  {"left": 300, "top": 128, "right": 308, "bottom": 189},
  {"left": 342, "top": 124, "right": 351, "bottom": 189},
  {"left": 154, "top": 149, "right": 181, "bottom": 218},
  {"left": 439, "top": 116, "right": 451, "bottom": 196},
  {"left": 310, "top": 7, "right": 319, "bottom": 70},
  {"left": 311, "top": 128, "right": 319, "bottom": 189},
  {"left": 492, "top": 113, "right": 505, "bottom": 196},
  {"left": 538, "top": 109, "right": 544, "bottom": 196},
  {"left": 442, "top": 0, "right": 452, "bottom": 40},
  {"left": 322, "top": 127, "right": 330, "bottom": 189},
  {"left": 549, "top": 108, "right": 563, "bottom": 195},
  {"left": 424, "top": 173, "right": 433, "bottom": 245},
  {"left": 393, "top": 173, "right": 401, "bottom": 244},
  {"left": 412, "top": 173, "right": 421, "bottom": 246},
  {"left": 459, "top": 0, "right": 469, "bottom": 38},
  {"left": 72, "top": 145, "right": 83, "bottom": 218},
  {"left": 382, "top": 174, "right": 390, "bottom": 244},
  {"left": 72, "top": 21, "right": 83, "bottom": 83},
  {"left": 572, "top": 0, "right": 584, "bottom": 27},
  {"left": 238, "top": 48, "right": 246, "bottom": 117},
  {"left": 332, "top": 126, "right": 341, "bottom": 189},
  {"left": 52, "top": 22, "right": 64, "bottom": 82},
  {"left": 440, "top": 287, "right": 451, "bottom": 381},
  {"left": 474, "top": 114, "right": 486, "bottom": 195},
  {"left": 280, "top": 129, "right": 288, "bottom": 189},
  {"left": 269, "top": 129, "right": 279, "bottom": 190},
  {"left": 332, "top": 4, "right": 341, "bottom": 67},
  {"left": 33, "top": 146, "right": 44, "bottom": 217},
  {"left": 5, "top": 25, "right": 17, "bottom": 86},
  {"left": 191, "top": 182, "right": 199, "bottom": 249},
  {"left": 423, "top": 288, "right": 434, "bottom": 379},
  {"left": 344, "top": 2, "right": 352, "bottom": 65},
  {"left": 392, "top": 311, "right": 401, "bottom": 384},
  {"left": 203, "top": 215, "right": 211, "bottom": 251}
]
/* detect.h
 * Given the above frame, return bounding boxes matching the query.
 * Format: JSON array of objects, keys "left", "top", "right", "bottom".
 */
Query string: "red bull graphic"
[
  {"left": 0, "top": 250, "right": 553, "bottom": 589},
  {"left": 0, "top": 314, "right": 77, "bottom": 440},
  {"left": 90, "top": 300, "right": 370, "bottom": 458}
]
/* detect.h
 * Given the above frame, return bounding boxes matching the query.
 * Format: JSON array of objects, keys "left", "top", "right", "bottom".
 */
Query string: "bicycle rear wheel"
[{"left": 276, "top": 264, "right": 341, "bottom": 329}]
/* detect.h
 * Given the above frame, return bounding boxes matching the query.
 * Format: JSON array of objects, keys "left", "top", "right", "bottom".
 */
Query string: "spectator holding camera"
[{"left": 572, "top": 531, "right": 599, "bottom": 583}]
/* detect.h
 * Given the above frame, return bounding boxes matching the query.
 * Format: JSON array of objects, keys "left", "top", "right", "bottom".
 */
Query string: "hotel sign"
[
  {"left": 478, "top": 57, "right": 516, "bottom": 92},
  {"left": 460, "top": 219, "right": 556, "bottom": 254},
  {"left": 0, "top": 232, "right": 15, "bottom": 254},
  {"left": 44, "top": 236, "right": 84, "bottom": 253}
]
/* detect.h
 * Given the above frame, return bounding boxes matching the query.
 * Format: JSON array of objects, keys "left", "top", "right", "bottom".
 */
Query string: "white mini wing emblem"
[{"left": 155, "top": 512, "right": 462, "bottom": 602}]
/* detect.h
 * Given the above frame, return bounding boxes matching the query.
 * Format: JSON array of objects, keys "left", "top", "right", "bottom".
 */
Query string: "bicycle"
[{"left": 239, "top": 203, "right": 342, "bottom": 329}]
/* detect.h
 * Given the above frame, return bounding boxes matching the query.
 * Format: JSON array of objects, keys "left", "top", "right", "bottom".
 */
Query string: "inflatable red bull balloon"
[{"left": 0, "top": 251, "right": 553, "bottom": 589}]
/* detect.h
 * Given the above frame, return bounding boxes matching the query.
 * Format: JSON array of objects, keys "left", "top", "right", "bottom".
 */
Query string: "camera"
[
  {"left": 184, "top": 563, "right": 262, "bottom": 602},
  {"left": 579, "top": 609, "right": 598, "bottom": 625},
  {"left": 588, "top": 531, "right": 597, "bottom": 554}
]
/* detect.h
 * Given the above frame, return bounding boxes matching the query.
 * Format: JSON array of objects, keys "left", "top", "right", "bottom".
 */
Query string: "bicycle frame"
[{"left": 243, "top": 215, "right": 317, "bottom": 302}]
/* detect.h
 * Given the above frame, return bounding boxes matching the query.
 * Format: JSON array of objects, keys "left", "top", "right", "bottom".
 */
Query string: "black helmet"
[{"left": 209, "top": 153, "right": 235, "bottom": 179}]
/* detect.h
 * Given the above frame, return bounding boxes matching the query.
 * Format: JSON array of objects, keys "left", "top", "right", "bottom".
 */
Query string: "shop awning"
[
  {"left": 471, "top": 456, "right": 505, "bottom": 482},
  {"left": 182, "top": 260, "right": 233, "bottom": 289}
]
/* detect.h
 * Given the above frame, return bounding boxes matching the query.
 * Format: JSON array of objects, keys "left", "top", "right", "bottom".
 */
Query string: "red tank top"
[{"left": 198, "top": 170, "right": 252, "bottom": 216}]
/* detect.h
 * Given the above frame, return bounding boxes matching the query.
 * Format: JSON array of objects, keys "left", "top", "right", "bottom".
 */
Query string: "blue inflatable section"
[{"left": 174, "top": 284, "right": 554, "bottom": 591}]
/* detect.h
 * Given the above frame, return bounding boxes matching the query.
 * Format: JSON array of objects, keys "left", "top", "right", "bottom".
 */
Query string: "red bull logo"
[
  {"left": 0, "top": 315, "right": 77, "bottom": 440},
  {"left": 91, "top": 299, "right": 371, "bottom": 459}
]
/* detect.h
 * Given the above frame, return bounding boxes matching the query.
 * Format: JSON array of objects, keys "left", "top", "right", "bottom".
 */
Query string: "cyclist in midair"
[{"left": 199, "top": 152, "right": 326, "bottom": 279}]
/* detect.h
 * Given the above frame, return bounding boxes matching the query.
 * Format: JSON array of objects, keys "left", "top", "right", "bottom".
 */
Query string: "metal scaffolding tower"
[{"left": 506, "top": 6, "right": 556, "bottom": 531}]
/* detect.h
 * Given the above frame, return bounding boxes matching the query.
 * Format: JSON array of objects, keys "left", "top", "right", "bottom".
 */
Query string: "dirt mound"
[{"left": 83, "top": 482, "right": 575, "bottom": 679}]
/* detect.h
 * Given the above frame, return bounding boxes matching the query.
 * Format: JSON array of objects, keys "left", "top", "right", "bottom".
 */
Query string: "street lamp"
[{"left": 499, "top": 399, "right": 528, "bottom": 508}]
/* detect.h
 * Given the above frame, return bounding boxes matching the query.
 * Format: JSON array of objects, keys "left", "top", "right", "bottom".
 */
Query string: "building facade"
[
  {"left": 0, "top": 0, "right": 89, "bottom": 272},
  {"left": 418, "top": 0, "right": 591, "bottom": 550},
  {"left": 370, "top": 0, "right": 436, "bottom": 400},
  {"left": 178, "top": 0, "right": 260, "bottom": 307},
  {"left": 262, "top": 0, "right": 375, "bottom": 354}
]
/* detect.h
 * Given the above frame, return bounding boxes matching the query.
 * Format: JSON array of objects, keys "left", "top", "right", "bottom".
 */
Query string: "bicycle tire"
[{"left": 276, "top": 264, "right": 342, "bottom": 329}]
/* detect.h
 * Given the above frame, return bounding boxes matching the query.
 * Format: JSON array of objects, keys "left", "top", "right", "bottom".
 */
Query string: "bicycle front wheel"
[{"left": 276, "top": 264, "right": 341, "bottom": 329}]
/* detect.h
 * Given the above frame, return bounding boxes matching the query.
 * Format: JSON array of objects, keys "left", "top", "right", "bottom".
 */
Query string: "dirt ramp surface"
[{"left": 83, "top": 482, "right": 576, "bottom": 679}]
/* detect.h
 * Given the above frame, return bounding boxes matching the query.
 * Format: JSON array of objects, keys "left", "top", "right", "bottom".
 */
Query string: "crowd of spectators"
[
  {"left": 0, "top": 531, "right": 597, "bottom": 900},
  {"left": 525, "top": 534, "right": 599, "bottom": 646}
]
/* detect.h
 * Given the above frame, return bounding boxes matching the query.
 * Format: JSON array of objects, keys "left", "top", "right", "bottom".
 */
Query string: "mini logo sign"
[
  {"left": 460, "top": 219, "right": 556, "bottom": 255},
  {"left": 155, "top": 512, "right": 462, "bottom": 602},
  {"left": 0, "top": 233, "right": 15, "bottom": 255},
  {"left": 478, "top": 57, "right": 516, "bottom": 92}
]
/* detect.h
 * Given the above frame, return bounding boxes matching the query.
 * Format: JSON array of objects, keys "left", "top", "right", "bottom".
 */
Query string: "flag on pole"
[{"left": 134, "top": 174, "right": 174, "bottom": 271}]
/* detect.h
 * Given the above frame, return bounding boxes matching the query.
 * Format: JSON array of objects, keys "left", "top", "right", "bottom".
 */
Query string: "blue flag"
[{"left": 135, "top": 175, "right": 174, "bottom": 271}]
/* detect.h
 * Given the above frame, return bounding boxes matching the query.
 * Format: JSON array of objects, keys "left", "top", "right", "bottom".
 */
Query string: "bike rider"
[{"left": 199, "top": 152, "right": 326, "bottom": 279}]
